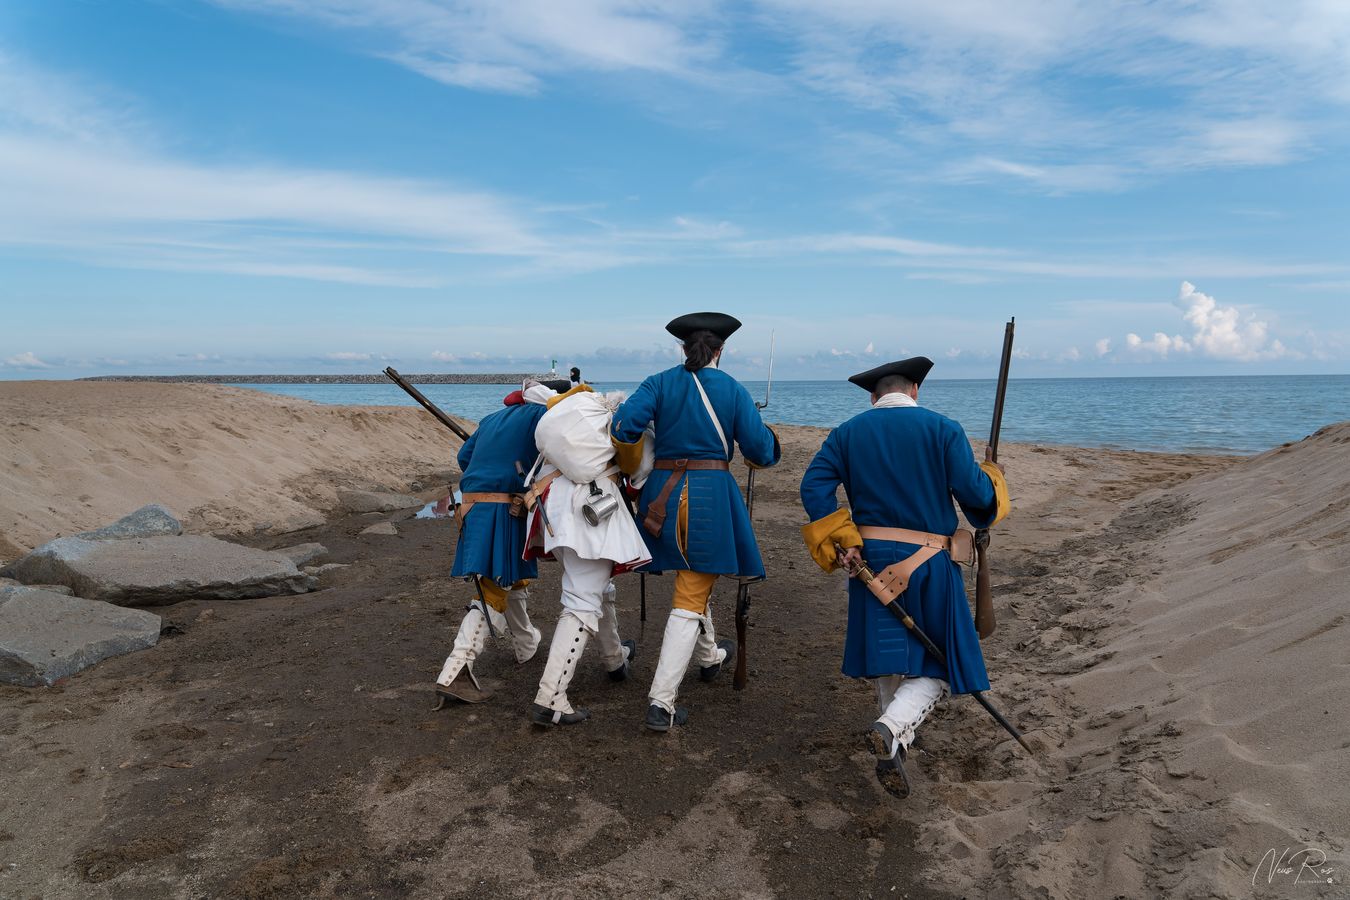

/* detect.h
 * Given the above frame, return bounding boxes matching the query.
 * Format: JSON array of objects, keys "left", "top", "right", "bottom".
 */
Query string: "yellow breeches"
[
  {"left": 671, "top": 570, "right": 718, "bottom": 614},
  {"left": 477, "top": 579, "right": 529, "bottom": 612}
]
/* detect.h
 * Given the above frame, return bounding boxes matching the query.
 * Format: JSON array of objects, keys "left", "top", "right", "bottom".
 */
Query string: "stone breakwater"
[{"left": 79, "top": 373, "right": 534, "bottom": 384}]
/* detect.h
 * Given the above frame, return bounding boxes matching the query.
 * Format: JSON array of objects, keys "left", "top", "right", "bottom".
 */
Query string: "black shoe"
[
  {"left": 699, "top": 640, "right": 736, "bottom": 682},
  {"left": 530, "top": 703, "right": 590, "bottom": 727},
  {"left": 644, "top": 703, "right": 689, "bottom": 732},
  {"left": 875, "top": 751, "right": 911, "bottom": 799},
  {"left": 608, "top": 640, "right": 637, "bottom": 682},
  {"left": 863, "top": 722, "right": 896, "bottom": 759}
]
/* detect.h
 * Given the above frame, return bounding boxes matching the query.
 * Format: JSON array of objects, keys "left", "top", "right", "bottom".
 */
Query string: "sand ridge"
[{"left": 0, "top": 381, "right": 472, "bottom": 555}]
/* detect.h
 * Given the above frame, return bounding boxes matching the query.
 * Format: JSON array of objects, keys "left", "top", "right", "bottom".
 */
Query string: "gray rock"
[
  {"left": 276, "top": 542, "right": 328, "bottom": 567},
  {"left": 360, "top": 522, "right": 399, "bottom": 536},
  {"left": 0, "top": 535, "right": 317, "bottom": 606},
  {"left": 304, "top": 563, "right": 350, "bottom": 576},
  {"left": 0, "top": 586, "right": 162, "bottom": 686},
  {"left": 337, "top": 490, "right": 423, "bottom": 514},
  {"left": 31, "top": 584, "right": 74, "bottom": 596},
  {"left": 74, "top": 504, "right": 182, "bottom": 542}
]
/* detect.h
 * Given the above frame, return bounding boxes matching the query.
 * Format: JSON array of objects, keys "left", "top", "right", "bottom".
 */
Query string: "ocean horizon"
[{"left": 223, "top": 373, "right": 1350, "bottom": 456}]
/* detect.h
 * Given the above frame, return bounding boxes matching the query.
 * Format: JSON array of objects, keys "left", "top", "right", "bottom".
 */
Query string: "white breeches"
[{"left": 874, "top": 675, "right": 950, "bottom": 757}]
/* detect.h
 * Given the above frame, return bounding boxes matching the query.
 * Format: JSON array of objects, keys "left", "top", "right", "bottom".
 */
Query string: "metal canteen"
[{"left": 582, "top": 483, "right": 619, "bottom": 526}]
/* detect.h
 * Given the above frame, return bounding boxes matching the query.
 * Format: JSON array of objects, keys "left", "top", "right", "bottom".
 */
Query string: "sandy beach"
[{"left": 1, "top": 382, "right": 1346, "bottom": 898}]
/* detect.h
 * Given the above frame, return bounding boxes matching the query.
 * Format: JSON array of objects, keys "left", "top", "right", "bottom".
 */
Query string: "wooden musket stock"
[{"left": 974, "top": 318, "right": 1015, "bottom": 640}]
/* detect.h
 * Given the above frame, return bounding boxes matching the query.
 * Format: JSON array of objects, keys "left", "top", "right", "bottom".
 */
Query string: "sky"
[{"left": 2, "top": 0, "right": 1349, "bottom": 381}]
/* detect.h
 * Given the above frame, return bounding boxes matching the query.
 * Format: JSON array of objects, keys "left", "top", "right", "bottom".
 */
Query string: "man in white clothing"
[{"left": 525, "top": 384, "right": 651, "bottom": 726}]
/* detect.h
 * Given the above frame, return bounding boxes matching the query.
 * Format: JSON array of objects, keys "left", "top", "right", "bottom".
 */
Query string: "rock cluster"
[{"left": 0, "top": 505, "right": 328, "bottom": 686}]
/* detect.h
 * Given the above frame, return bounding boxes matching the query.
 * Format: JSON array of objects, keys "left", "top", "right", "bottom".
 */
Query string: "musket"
[
  {"left": 383, "top": 367, "right": 472, "bottom": 442},
  {"left": 840, "top": 547, "right": 1033, "bottom": 755},
  {"left": 975, "top": 319, "right": 1015, "bottom": 639},
  {"left": 733, "top": 330, "right": 774, "bottom": 691},
  {"left": 472, "top": 575, "right": 499, "bottom": 639}
]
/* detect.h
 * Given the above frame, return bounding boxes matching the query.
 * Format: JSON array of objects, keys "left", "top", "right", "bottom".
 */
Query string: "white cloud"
[
  {"left": 753, "top": 0, "right": 1350, "bottom": 189},
  {"left": 325, "top": 351, "right": 372, "bottom": 361},
  {"left": 431, "top": 350, "right": 491, "bottom": 363},
  {"left": 1094, "top": 338, "right": 1112, "bottom": 356},
  {"left": 1122, "top": 281, "right": 1290, "bottom": 361},
  {"left": 1176, "top": 280, "right": 1288, "bottom": 361},
  {"left": 214, "top": 0, "right": 722, "bottom": 95},
  {"left": 945, "top": 157, "right": 1132, "bottom": 193},
  {"left": 1125, "top": 331, "right": 1191, "bottom": 356},
  {"left": 3, "top": 351, "right": 52, "bottom": 369}
]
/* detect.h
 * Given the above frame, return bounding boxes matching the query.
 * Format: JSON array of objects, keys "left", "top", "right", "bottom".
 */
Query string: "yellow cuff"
[
  {"left": 979, "top": 461, "right": 1010, "bottom": 525},
  {"left": 746, "top": 426, "right": 778, "bottom": 470},
  {"left": 800, "top": 507, "right": 863, "bottom": 573},
  {"left": 546, "top": 383, "right": 594, "bottom": 409},
  {"left": 611, "top": 432, "right": 645, "bottom": 475}
]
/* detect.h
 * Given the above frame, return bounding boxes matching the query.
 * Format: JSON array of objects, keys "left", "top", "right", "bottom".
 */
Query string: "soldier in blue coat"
[
  {"left": 434, "top": 379, "right": 570, "bottom": 707},
  {"left": 612, "top": 312, "right": 780, "bottom": 731},
  {"left": 799, "top": 357, "right": 1009, "bottom": 797}
]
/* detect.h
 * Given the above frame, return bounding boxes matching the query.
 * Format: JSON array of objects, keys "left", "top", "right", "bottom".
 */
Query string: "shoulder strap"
[{"left": 689, "top": 370, "right": 729, "bottom": 459}]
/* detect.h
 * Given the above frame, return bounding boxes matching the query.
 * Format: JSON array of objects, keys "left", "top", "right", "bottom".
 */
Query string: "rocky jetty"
[{"left": 79, "top": 373, "right": 530, "bottom": 384}]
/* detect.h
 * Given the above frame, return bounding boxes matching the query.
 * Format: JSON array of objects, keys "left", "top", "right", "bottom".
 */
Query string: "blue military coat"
[
  {"left": 800, "top": 405, "right": 998, "bottom": 694},
  {"left": 612, "top": 365, "right": 780, "bottom": 577},
  {"left": 451, "top": 401, "right": 547, "bottom": 587}
]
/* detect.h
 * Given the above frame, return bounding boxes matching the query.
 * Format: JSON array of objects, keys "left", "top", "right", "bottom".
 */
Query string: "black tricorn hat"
[
  {"left": 848, "top": 356, "right": 935, "bottom": 392},
  {"left": 541, "top": 379, "right": 573, "bottom": 393},
  {"left": 665, "top": 312, "right": 742, "bottom": 342}
]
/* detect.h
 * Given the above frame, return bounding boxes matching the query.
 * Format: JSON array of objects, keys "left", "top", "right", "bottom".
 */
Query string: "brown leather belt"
[
  {"left": 642, "top": 458, "right": 730, "bottom": 538},
  {"left": 522, "top": 470, "right": 621, "bottom": 511},
  {"left": 461, "top": 492, "right": 515, "bottom": 505},
  {"left": 459, "top": 491, "right": 525, "bottom": 526},
  {"left": 858, "top": 525, "right": 975, "bottom": 567}
]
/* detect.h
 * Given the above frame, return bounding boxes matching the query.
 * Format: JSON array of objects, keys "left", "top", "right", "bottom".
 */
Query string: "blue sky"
[{"left": 2, "top": 0, "right": 1348, "bottom": 381}]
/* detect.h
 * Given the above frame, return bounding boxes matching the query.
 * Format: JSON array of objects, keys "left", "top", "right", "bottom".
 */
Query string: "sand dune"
[
  {"left": 0, "top": 381, "right": 471, "bottom": 556},
  {"left": 916, "top": 423, "right": 1350, "bottom": 898}
]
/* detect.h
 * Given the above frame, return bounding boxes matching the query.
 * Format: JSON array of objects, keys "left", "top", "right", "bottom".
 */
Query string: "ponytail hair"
[{"left": 682, "top": 329, "right": 723, "bottom": 372}]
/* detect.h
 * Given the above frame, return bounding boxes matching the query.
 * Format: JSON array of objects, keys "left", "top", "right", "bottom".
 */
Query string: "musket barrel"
[
  {"left": 383, "top": 367, "right": 473, "bottom": 442},
  {"left": 988, "top": 318, "right": 1015, "bottom": 460}
]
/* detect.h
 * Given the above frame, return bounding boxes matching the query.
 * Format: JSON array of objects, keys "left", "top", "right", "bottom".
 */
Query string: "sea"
[{"left": 226, "top": 375, "right": 1350, "bottom": 456}]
